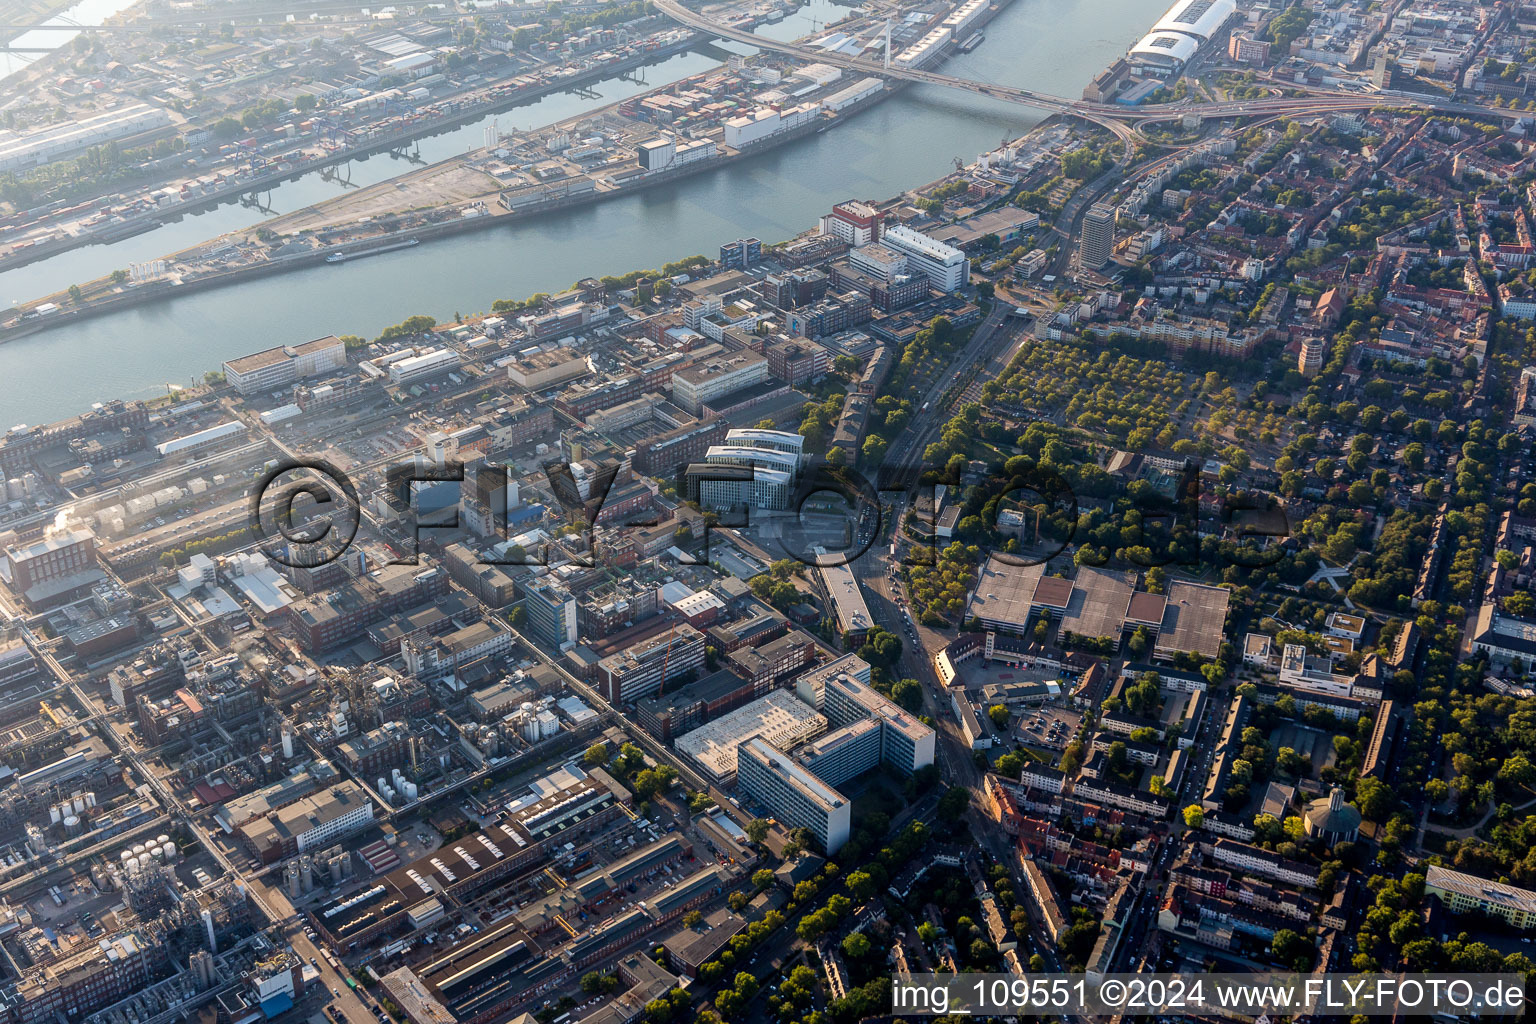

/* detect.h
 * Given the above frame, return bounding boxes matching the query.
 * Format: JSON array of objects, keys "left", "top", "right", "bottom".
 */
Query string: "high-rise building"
[
  {"left": 1079, "top": 204, "right": 1117, "bottom": 269},
  {"left": 595, "top": 624, "right": 706, "bottom": 703},
  {"left": 523, "top": 577, "right": 578, "bottom": 649},
  {"left": 795, "top": 654, "right": 935, "bottom": 776},
  {"left": 848, "top": 243, "right": 908, "bottom": 283},
  {"left": 691, "top": 431, "right": 806, "bottom": 511},
  {"left": 737, "top": 737, "right": 852, "bottom": 852},
  {"left": 820, "top": 201, "right": 883, "bottom": 246},
  {"left": 881, "top": 224, "right": 970, "bottom": 292},
  {"left": 1298, "top": 335, "right": 1327, "bottom": 377},
  {"left": 720, "top": 237, "right": 762, "bottom": 270}
]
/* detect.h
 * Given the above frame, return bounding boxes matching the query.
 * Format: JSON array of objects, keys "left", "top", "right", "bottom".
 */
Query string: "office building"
[
  {"left": 880, "top": 224, "right": 969, "bottom": 292},
  {"left": 690, "top": 430, "right": 806, "bottom": 511},
  {"left": 819, "top": 201, "right": 883, "bottom": 246},
  {"left": 236, "top": 781, "right": 375, "bottom": 863},
  {"left": 223, "top": 336, "right": 347, "bottom": 395},
  {"left": 595, "top": 624, "right": 706, "bottom": 703},
  {"left": 796, "top": 717, "right": 883, "bottom": 787},
  {"left": 847, "top": 244, "right": 907, "bottom": 283},
  {"left": 1080, "top": 205, "right": 1116, "bottom": 268},
  {"left": 795, "top": 655, "right": 935, "bottom": 776},
  {"left": 523, "top": 577, "right": 579, "bottom": 649},
  {"left": 7, "top": 931, "right": 154, "bottom": 1024},
  {"left": 737, "top": 737, "right": 851, "bottom": 852},
  {"left": 1425, "top": 864, "right": 1536, "bottom": 929},
  {"left": 1, "top": 529, "right": 102, "bottom": 608},
  {"left": 720, "top": 237, "right": 762, "bottom": 269},
  {"left": 671, "top": 351, "right": 770, "bottom": 414}
]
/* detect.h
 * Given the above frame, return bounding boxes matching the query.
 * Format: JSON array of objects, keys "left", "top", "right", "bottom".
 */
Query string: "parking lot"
[{"left": 1015, "top": 704, "right": 1084, "bottom": 751}]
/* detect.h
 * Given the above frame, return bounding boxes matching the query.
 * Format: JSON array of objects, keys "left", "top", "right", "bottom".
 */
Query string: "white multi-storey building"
[
  {"left": 881, "top": 224, "right": 969, "bottom": 292},
  {"left": 737, "top": 737, "right": 852, "bottom": 852},
  {"left": 223, "top": 336, "right": 347, "bottom": 395}
]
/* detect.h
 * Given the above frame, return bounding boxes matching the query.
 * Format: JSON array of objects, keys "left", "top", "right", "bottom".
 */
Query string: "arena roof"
[
  {"left": 1129, "top": 31, "right": 1200, "bottom": 66},
  {"left": 1151, "top": 0, "right": 1236, "bottom": 39}
]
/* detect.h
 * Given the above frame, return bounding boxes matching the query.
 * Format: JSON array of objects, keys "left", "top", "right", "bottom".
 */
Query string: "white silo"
[
  {"left": 378, "top": 777, "right": 388, "bottom": 794},
  {"left": 285, "top": 861, "right": 302, "bottom": 898},
  {"left": 72, "top": 794, "right": 85, "bottom": 814},
  {"left": 162, "top": 843, "right": 178, "bottom": 863},
  {"left": 156, "top": 835, "right": 170, "bottom": 847},
  {"left": 281, "top": 725, "right": 295, "bottom": 759},
  {"left": 120, "top": 850, "right": 135, "bottom": 867},
  {"left": 49, "top": 805, "right": 61, "bottom": 824},
  {"left": 138, "top": 852, "right": 152, "bottom": 871},
  {"left": 201, "top": 908, "right": 216, "bottom": 953},
  {"left": 300, "top": 855, "right": 314, "bottom": 892},
  {"left": 85, "top": 792, "right": 97, "bottom": 808}
]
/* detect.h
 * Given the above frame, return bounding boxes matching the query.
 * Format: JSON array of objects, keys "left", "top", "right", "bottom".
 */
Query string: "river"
[{"left": 0, "top": 0, "right": 1153, "bottom": 425}]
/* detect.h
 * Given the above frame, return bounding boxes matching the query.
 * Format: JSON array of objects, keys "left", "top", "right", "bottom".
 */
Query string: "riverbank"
[
  {"left": 0, "top": 0, "right": 1049, "bottom": 340},
  {"left": 0, "top": 78, "right": 904, "bottom": 345},
  {"left": 0, "top": 31, "right": 710, "bottom": 275}
]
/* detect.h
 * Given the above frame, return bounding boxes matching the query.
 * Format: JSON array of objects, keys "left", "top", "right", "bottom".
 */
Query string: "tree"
[
  {"left": 1355, "top": 776, "right": 1392, "bottom": 820},
  {"left": 582, "top": 742, "right": 609, "bottom": 768},
  {"left": 1182, "top": 805, "right": 1205, "bottom": 828},
  {"left": 937, "top": 786, "right": 970, "bottom": 822},
  {"left": 987, "top": 704, "right": 1010, "bottom": 729},
  {"left": 111, "top": 268, "right": 128, "bottom": 284},
  {"left": 892, "top": 678, "right": 924, "bottom": 713},
  {"left": 1272, "top": 928, "right": 1314, "bottom": 970},
  {"left": 752, "top": 868, "right": 775, "bottom": 891},
  {"left": 994, "top": 751, "right": 1024, "bottom": 779},
  {"left": 744, "top": 818, "right": 769, "bottom": 845},
  {"left": 683, "top": 910, "right": 703, "bottom": 928},
  {"left": 67, "top": 283, "right": 84, "bottom": 304},
  {"left": 847, "top": 870, "right": 877, "bottom": 901},
  {"left": 841, "top": 932, "right": 870, "bottom": 958}
]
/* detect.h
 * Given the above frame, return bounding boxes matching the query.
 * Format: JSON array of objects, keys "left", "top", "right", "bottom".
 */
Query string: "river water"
[{"left": 0, "top": 0, "right": 1153, "bottom": 425}]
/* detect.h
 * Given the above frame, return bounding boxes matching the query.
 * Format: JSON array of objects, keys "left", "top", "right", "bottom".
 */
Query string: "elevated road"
[
  {"left": 653, "top": 0, "right": 1526, "bottom": 146},
  {"left": 651, "top": 0, "right": 1142, "bottom": 142}
]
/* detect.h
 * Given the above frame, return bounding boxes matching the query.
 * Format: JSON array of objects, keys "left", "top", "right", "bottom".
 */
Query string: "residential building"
[{"left": 1080, "top": 205, "right": 1116, "bottom": 268}]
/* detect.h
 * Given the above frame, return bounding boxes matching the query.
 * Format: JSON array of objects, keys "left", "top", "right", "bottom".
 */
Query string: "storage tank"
[
  {"left": 50, "top": 805, "right": 62, "bottom": 824},
  {"left": 138, "top": 852, "right": 152, "bottom": 870},
  {"left": 300, "top": 855, "right": 314, "bottom": 892},
  {"left": 63, "top": 815, "right": 81, "bottom": 835},
  {"left": 285, "top": 861, "right": 302, "bottom": 898},
  {"left": 133, "top": 844, "right": 146, "bottom": 857},
  {"left": 162, "top": 843, "right": 178, "bottom": 863},
  {"left": 156, "top": 834, "right": 170, "bottom": 847},
  {"left": 72, "top": 795, "right": 85, "bottom": 814},
  {"left": 151, "top": 845, "right": 165, "bottom": 861},
  {"left": 85, "top": 792, "right": 97, "bottom": 808},
  {"left": 121, "top": 850, "right": 135, "bottom": 866}
]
